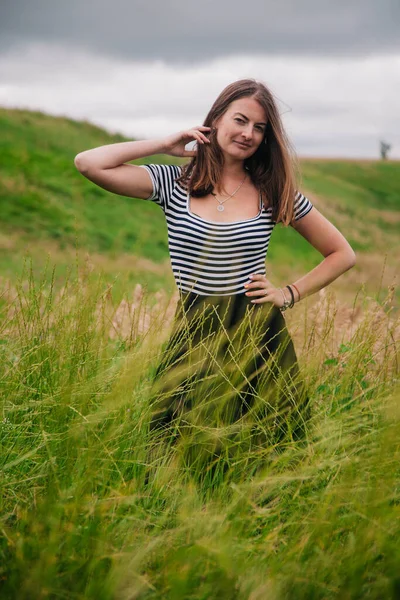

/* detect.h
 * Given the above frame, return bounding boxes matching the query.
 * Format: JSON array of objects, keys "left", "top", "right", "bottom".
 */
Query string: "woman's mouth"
[{"left": 235, "top": 141, "right": 251, "bottom": 148}]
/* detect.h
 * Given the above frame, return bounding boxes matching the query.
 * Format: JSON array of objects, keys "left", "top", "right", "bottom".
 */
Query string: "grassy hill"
[
  {"left": 0, "top": 107, "right": 399, "bottom": 307},
  {"left": 1, "top": 107, "right": 400, "bottom": 598}
]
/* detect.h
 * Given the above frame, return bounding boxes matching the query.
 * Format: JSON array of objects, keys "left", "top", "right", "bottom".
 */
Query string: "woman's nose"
[{"left": 242, "top": 126, "right": 253, "bottom": 140}]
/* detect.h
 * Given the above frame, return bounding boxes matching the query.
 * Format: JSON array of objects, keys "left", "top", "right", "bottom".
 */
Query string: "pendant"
[{"left": 217, "top": 205, "right": 224, "bottom": 212}]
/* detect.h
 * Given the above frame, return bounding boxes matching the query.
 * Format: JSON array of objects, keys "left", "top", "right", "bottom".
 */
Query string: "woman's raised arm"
[
  {"left": 73, "top": 126, "right": 211, "bottom": 199},
  {"left": 74, "top": 138, "right": 168, "bottom": 199}
]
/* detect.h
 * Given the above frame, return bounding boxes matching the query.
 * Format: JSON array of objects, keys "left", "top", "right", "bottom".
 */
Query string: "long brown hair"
[{"left": 176, "top": 78, "right": 301, "bottom": 226}]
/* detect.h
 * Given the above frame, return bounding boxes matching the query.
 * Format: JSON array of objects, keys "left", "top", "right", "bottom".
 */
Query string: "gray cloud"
[
  {"left": 1, "top": 0, "right": 399, "bottom": 64},
  {"left": 0, "top": 46, "right": 398, "bottom": 159},
  {"left": 0, "top": 0, "right": 398, "bottom": 159}
]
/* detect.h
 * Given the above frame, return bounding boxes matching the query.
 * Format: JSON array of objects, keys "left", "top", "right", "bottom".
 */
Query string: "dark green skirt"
[{"left": 148, "top": 290, "right": 311, "bottom": 451}]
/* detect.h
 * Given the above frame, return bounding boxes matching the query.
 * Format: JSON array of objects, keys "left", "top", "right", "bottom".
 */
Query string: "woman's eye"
[{"left": 235, "top": 118, "right": 263, "bottom": 132}]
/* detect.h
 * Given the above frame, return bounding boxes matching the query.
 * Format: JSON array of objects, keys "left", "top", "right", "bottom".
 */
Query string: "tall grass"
[{"left": 1, "top": 256, "right": 399, "bottom": 599}]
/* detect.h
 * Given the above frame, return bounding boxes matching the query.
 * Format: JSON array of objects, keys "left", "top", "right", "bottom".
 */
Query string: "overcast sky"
[{"left": 0, "top": 0, "right": 399, "bottom": 158}]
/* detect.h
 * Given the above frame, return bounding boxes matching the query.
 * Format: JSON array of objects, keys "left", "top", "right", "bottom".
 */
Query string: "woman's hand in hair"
[{"left": 163, "top": 126, "right": 211, "bottom": 157}]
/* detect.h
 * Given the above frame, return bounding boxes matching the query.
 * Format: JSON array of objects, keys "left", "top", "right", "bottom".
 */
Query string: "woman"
[{"left": 75, "top": 78, "right": 356, "bottom": 470}]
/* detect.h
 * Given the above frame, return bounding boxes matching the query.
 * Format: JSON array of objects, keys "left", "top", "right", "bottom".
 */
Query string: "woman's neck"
[
  {"left": 221, "top": 155, "right": 246, "bottom": 178},
  {"left": 216, "top": 161, "right": 248, "bottom": 195}
]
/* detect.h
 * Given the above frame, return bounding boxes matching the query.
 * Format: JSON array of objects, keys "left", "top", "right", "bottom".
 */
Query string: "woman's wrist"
[
  {"left": 285, "top": 285, "right": 295, "bottom": 307},
  {"left": 290, "top": 283, "right": 301, "bottom": 303},
  {"left": 279, "top": 284, "right": 300, "bottom": 312},
  {"left": 279, "top": 288, "right": 292, "bottom": 311}
]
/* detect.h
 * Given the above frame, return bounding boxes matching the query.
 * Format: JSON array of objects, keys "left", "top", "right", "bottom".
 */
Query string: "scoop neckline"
[{"left": 186, "top": 191, "right": 263, "bottom": 225}]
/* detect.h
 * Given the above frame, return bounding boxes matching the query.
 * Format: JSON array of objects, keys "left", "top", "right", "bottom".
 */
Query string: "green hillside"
[
  {"left": 0, "top": 107, "right": 399, "bottom": 304},
  {"left": 1, "top": 109, "right": 400, "bottom": 599}
]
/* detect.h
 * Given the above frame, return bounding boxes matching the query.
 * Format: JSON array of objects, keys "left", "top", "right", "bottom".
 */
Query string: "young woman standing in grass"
[{"left": 75, "top": 79, "right": 356, "bottom": 473}]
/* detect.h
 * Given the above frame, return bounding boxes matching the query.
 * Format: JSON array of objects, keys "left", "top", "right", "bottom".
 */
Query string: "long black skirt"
[{"left": 148, "top": 290, "right": 311, "bottom": 468}]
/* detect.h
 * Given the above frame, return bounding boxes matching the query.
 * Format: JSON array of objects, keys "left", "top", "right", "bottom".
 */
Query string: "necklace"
[{"left": 211, "top": 173, "right": 247, "bottom": 212}]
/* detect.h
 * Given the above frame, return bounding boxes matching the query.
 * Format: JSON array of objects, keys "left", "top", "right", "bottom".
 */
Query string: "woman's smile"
[{"left": 234, "top": 140, "right": 251, "bottom": 148}]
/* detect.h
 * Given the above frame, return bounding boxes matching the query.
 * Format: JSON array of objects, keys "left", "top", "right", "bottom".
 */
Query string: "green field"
[
  {"left": 1, "top": 107, "right": 399, "bottom": 304},
  {"left": 1, "top": 107, "right": 399, "bottom": 599}
]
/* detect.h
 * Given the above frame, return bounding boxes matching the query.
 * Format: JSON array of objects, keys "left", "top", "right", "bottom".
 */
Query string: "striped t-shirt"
[{"left": 140, "top": 163, "right": 313, "bottom": 296}]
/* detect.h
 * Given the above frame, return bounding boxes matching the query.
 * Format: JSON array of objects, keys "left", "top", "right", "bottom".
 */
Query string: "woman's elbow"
[
  {"left": 74, "top": 154, "right": 90, "bottom": 175},
  {"left": 339, "top": 240, "right": 357, "bottom": 268},
  {"left": 346, "top": 248, "right": 357, "bottom": 268},
  {"left": 332, "top": 247, "right": 356, "bottom": 270},
  {"left": 74, "top": 154, "right": 83, "bottom": 170}
]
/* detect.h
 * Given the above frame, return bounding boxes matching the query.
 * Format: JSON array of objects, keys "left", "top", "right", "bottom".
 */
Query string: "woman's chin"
[{"left": 222, "top": 146, "right": 251, "bottom": 160}]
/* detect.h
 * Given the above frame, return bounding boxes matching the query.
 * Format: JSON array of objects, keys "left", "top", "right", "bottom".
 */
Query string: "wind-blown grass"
[{"left": 1, "top": 256, "right": 399, "bottom": 599}]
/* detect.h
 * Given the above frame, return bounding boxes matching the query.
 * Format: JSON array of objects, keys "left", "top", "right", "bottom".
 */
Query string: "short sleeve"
[
  {"left": 294, "top": 191, "right": 313, "bottom": 221},
  {"left": 139, "top": 163, "right": 182, "bottom": 212}
]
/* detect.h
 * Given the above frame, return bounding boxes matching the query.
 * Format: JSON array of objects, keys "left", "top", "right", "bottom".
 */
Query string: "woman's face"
[{"left": 214, "top": 96, "right": 267, "bottom": 160}]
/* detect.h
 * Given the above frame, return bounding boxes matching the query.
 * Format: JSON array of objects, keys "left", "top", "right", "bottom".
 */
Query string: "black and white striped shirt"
[{"left": 140, "top": 163, "right": 313, "bottom": 296}]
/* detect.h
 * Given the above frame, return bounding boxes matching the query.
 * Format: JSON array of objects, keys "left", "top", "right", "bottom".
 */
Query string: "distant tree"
[{"left": 380, "top": 140, "right": 391, "bottom": 160}]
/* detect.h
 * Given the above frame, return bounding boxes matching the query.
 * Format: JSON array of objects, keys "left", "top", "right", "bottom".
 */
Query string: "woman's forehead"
[{"left": 228, "top": 97, "right": 267, "bottom": 120}]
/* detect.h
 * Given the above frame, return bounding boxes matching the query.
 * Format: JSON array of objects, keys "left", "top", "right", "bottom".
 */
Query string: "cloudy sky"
[{"left": 1, "top": 0, "right": 399, "bottom": 158}]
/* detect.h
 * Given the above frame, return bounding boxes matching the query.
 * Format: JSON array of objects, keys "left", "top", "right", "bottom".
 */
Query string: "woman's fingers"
[
  {"left": 245, "top": 288, "right": 270, "bottom": 297},
  {"left": 244, "top": 281, "right": 270, "bottom": 293},
  {"left": 190, "top": 126, "right": 211, "bottom": 141},
  {"left": 182, "top": 131, "right": 200, "bottom": 145},
  {"left": 193, "top": 132, "right": 204, "bottom": 144},
  {"left": 189, "top": 130, "right": 210, "bottom": 144},
  {"left": 244, "top": 275, "right": 273, "bottom": 297},
  {"left": 175, "top": 126, "right": 211, "bottom": 155},
  {"left": 198, "top": 126, "right": 212, "bottom": 137},
  {"left": 248, "top": 274, "right": 269, "bottom": 281},
  {"left": 244, "top": 275, "right": 270, "bottom": 286}
]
